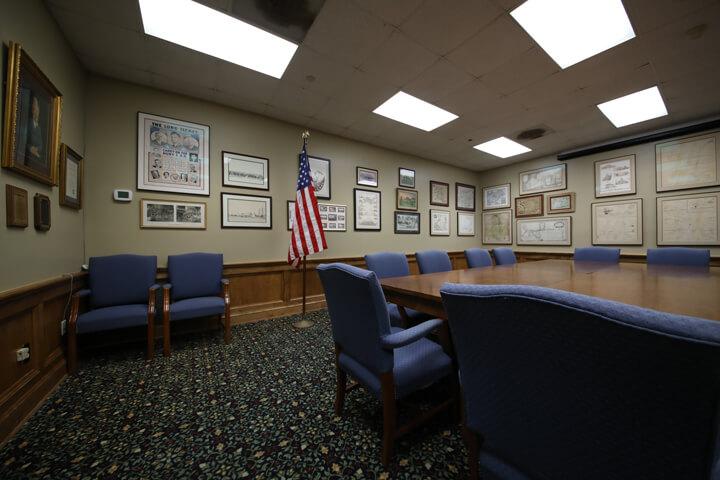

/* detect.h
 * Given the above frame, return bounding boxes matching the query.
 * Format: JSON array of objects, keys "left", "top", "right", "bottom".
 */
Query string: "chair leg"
[
  {"left": 163, "top": 286, "right": 171, "bottom": 356},
  {"left": 466, "top": 427, "right": 480, "bottom": 480},
  {"left": 223, "top": 282, "right": 231, "bottom": 344},
  {"left": 380, "top": 370, "right": 396, "bottom": 467},
  {"left": 334, "top": 343, "right": 346, "bottom": 414},
  {"left": 147, "top": 312, "right": 154, "bottom": 361},
  {"left": 67, "top": 321, "right": 77, "bottom": 375}
]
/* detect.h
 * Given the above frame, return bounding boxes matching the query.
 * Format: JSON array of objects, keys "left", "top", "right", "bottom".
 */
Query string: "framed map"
[
  {"left": 519, "top": 164, "right": 566, "bottom": 195},
  {"left": 515, "top": 194, "right": 543, "bottom": 217},
  {"left": 591, "top": 199, "right": 643, "bottom": 245},
  {"left": 482, "top": 183, "right": 510, "bottom": 210},
  {"left": 657, "top": 192, "right": 720, "bottom": 245},
  {"left": 656, "top": 132, "right": 720, "bottom": 192},
  {"left": 457, "top": 212, "right": 475, "bottom": 236},
  {"left": 595, "top": 155, "right": 636, "bottom": 197},
  {"left": 482, "top": 210, "right": 512, "bottom": 244},
  {"left": 517, "top": 216, "right": 571, "bottom": 246}
]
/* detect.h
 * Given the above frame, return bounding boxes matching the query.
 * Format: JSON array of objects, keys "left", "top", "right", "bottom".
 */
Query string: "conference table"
[{"left": 379, "top": 259, "right": 720, "bottom": 322}]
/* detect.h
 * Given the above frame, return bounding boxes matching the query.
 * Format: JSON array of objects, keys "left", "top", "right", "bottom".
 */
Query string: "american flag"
[{"left": 288, "top": 139, "right": 327, "bottom": 267}]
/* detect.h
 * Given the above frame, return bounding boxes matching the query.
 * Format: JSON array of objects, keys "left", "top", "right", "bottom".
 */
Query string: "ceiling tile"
[
  {"left": 313, "top": 98, "right": 366, "bottom": 128},
  {"left": 214, "top": 62, "right": 279, "bottom": 105},
  {"left": 404, "top": 58, "right": 476, "bottom": 104},
  {"left": 45, "top": 0, "right": 143, "bottom": 30},
  {"left": 350, "top": 0, "right": 423, "bottom": 26},
  {"left": 144, "top": 38, "right": 221, "bottom": 90},
  {"left": 479, "top": 47, "right": 559, "bottom": 96},
  {"left": 268, "top": 82, "right": 329, "bottom": 118},
  {"left": 282, "top": 46, "right": 355, "bottom": 98},
  {"left": 358, "top": 30, "right": 439, "bottom": 88}
]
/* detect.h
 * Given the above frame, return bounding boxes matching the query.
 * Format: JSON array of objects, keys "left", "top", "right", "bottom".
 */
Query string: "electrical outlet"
[
  {"left": 61, "top": 319, "right": 67, "bottom": 336},
  {"left": 15, "top": 345, "right": 30, "bottom": 363}
]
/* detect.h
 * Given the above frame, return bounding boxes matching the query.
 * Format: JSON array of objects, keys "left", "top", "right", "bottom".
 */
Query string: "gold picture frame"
[
  {"left": 2, "top": 42, "right": 62, "bottom": 185},
  {"left": 59, "top": 144, "right": 83, "bottom": 209}
]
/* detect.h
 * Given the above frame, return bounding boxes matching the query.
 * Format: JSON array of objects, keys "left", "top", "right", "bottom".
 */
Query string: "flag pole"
[{"left": 293, "top": 132, "right": 314, "bottom": 329}]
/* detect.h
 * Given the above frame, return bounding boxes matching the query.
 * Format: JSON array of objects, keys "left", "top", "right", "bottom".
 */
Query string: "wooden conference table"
[{"left": 379, "top": 259, "right": 720, "bottom": 322}]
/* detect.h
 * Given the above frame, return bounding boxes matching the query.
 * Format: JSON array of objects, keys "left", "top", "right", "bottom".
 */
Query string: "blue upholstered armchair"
[
  {"left": 574, "top": 246, "right": 621, "bottom": 262},
  {"left": 647, "top": 247, "right": 710, "bottom": 266},
  {"left": 364, "top": 251, "right": 433, "bottom": 327},
  {"left": 68, "top": 254, "right": 159, "bottom": 374},
  {"left": 163, "top": 253, "right": 231, "bottom": 355},
  {"left": 440, "top": 283, "right": 720, "bottom": 480},
  {"left": 491, "top": 247, "right": 516, "bottom": 265},
  {"left": 464, "top": 248, "right": 493, "bottom": 268},
  {"left": 317, "top": 263, "right": 455, "bottom": 466},
  {"left": 415, "top": 249, "right": 452, "bottom": 273}
]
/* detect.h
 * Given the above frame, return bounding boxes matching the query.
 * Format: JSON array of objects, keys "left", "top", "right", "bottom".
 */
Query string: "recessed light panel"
[
  {"left": 511, "top": 0, "right": 635, "bottom": 69},
  {"left": 373, "top": 92, "right": 458, "bottom": 131},
  {"left": 139, "top": 0, "right": 298, "bottom": 79},
  {"left": 474, "top": 137, "right": 531, "bottom": 158},
  {"left": 597, "top": 86, "right": 668, "bottom": 128}
]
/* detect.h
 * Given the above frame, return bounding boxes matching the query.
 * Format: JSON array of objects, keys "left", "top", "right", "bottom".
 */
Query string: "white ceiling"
[{"left": 44, "top": 0, "right": 720, "bottom": 171}]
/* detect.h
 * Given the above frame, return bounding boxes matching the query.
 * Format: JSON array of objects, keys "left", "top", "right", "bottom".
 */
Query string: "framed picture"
[
  {"left": 396, "top": 187, "right": 418, "bottom": 211},
  {"left": 1, "top": 42, "right": 62, "bottom": 185},
  {"left": 399, "top": 167, "right": 415, "bottom": 188},
  {"left": 517, "top": 216, "right": 572, "bottom": 246},
  {"left": 595, "top": 154, "right": 636, "bottom": 197},
  {"left": 354, "top": 188, "right": 381, "bottom": 231},
  {"left": 430, "top": 209, "right": 450, "bottom": 236},
  {"left": 287, "top": 200, "right": 295, "bottom": 230},
  {"left": 222, "top": 151, "right": 269, "bottom": 190},
  {"left": 320, "top": 203, "right": 347, "bottom": 232},
  {"left": 482, "top": 210, "right": 512, "bottom": 244},
  {"left": 34, "top": 194, "right": 51, "bottom": 231},
  {"left": 394, "top": 211, "right": 420, "bottom": 234},
  {"left": 356, "top": 167, "right": 378, "bottom": 187},
  {"left": 6, "top": 184, "right": 29, "bottom": 228},
  {"left": 515, "top": 194, "right": 544, "bottom": 217},
  {"left": 482, "top": 183, "right": 510, "bottom": 210},
  {"left": 591, "top": 199, "right": 643, "bottom": 245},
  {"left": 456, "top": 183, "right": 476, "bottom": 211},
  {"left": 457, "top": 212, "right": 475, "bottom": 236},
  {"left": 221, "top": 193, "right": 272, "bottom": 228},
  {"left": 141, "top": 198, "right": 207, "bottom": 229},
  {"left": 430, "top": 180, "right": 449, "bottom": 206},
  {"left": 137, "top": 112, "right": 210, "bottom": 195},
  {"left": 59, "top": 144, "right": 83, "bottom": 209},
  {"left": 657, "top": 192, "right": 720, "bottom": 245},
  {"left": 308, "top": 155, "right": 331, "bottom": 199},
  {"left": 519, "top": 163, "right": 566, "bottom": 195},
  {"left": 547, "top": 192, "right": 575, "bottom": 214},
  {"left": 656, "top": 132, "right": 720, "bottom": 192}
]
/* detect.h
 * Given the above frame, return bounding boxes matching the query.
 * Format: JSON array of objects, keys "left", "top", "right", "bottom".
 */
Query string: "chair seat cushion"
[
  {"left": 77, "top": 304, "right": 151, "bottom": 334},
  {"left": 387, "top": 304, "right": 433, "bottom": 327},
  {"left": 168, "top": 296, "right": 225, "bottom": 321}
]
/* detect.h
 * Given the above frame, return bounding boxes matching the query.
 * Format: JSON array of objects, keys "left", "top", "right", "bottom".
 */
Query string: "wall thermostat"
[{"left": 113, "top": 189, "right": 133, "bottom": 202}]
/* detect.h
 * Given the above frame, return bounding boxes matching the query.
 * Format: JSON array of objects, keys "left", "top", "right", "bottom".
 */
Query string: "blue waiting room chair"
[
  {"left": 68, "top": 254, "right": 159, "bottom": 374},
  {"left": 574, "top": 246, "right": 621, "bottom": 262},
  {"left": 317, "top": 263, "right": 455, "bottom": 466},
  {"left": 646, "top": 247, "right": 710, "bottom": 266},
  {"left": 415, "top": 249, "right": 452, "bottom": 274},
  {"left": 464, "top": 248, "right": 494, "bottom": 268},
  {"left": 163, "top": 253, "right": 231, "bottom": 355},
  {"left": 491, "top": 247, "right": 516, "bottom": 265},
  {"left": 440, "top": 283, "right": 720, "bottom": 480}
]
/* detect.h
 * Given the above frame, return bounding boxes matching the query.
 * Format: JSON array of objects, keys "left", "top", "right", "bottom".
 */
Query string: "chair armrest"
[
  {"left": 380, "top": 318, "right": 442, "bottom": 349},
  {"left": 150, "top": 283, "right": 161, "bottom": 292},
  {"left": 221, "top": 278, "right": 229, "bottom": 285},
  {"left": 75, "top": 289, "right": 92, "bottom": 298},
  {"left": 68, "top": 290, "right": 92, "bottom": 327}
]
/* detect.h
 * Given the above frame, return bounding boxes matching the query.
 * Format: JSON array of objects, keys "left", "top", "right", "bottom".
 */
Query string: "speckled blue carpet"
[{"left": 0, "top": 311, "right": 468, "bottom": 479}]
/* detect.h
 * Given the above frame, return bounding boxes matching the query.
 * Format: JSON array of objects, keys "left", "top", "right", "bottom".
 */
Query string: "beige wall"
[
  {"left": 477, "top": 128, "right": 720, "bottom": 256},
  {"left": 0, "top": 0, "right": 86, "bottom": 293}
]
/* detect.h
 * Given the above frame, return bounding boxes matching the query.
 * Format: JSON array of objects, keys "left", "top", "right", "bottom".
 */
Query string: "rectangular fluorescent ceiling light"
[
  {"left": 597, "top": 86, "right": 668, "bottom": 128},
  {"left": 139, "top": 0, "right": 298, "bottom": 79},
  {"left": 373, "top": 92, "right": 458, "bottom": 131},
  {"left": 474, "top": 137, "right": 531, "bottom": 158},
  {"left": 511, "top": 0, "right": 635, "bottom": 69}
]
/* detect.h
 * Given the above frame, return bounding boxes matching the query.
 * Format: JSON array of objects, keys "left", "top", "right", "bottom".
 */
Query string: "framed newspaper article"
[{"left": 137, "top": 112, "right": 210, "bottom": 195}]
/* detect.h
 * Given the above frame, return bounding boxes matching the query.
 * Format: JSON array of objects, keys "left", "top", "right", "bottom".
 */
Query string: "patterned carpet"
[{"left": 0, "top": 311, "right": 469, "bottom": 479}]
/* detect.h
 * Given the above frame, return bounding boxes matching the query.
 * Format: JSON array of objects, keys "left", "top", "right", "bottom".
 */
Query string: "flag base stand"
[
  {"left": 292, "top": 318, "right": 314, "bottom": 329},
  {"left": 293, "top": 256, "right": 314, "bottom": 329}
]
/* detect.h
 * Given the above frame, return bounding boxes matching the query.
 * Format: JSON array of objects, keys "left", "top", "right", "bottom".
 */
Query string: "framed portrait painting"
[
  {"left": 2, "top": 42, "right": 62, "bottom": 185},
  {"left": 59, "top": 144, "right": 83, "bottom": 209}
]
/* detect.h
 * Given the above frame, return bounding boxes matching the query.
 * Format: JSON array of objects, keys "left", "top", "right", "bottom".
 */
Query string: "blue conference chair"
[
  {"left": 415, "top": 249, "right": 452, "bottom": 274},
  {"left": 317, "top": 263, "right": 454, "bottom": 466},
  {"left": 647, "top": 247, "right": 710, "bottom": 266},
  {"left": 364, "top": 251, "right": 433, "bottom": 327},
  {"left": 464, "top": 248, "right": 493, "bottom": 268},
  {"left": 491, "top": 247, "right": 516, "bottom": 265},
  {"left": 68, "top": 254, "right": 159, "bottom": 374},
  {"left": 574, "top": 246, "right": 621, "bottom": 262},
  {"left": 163, "top": 253, "right": 231, "bottom": 355},
  {"left": 440, "top": 283, "right": 720, "bottom": 480}
]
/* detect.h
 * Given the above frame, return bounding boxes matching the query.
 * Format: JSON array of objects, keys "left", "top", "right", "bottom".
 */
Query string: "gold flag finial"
[{"left": 302, "top": 130, "right": 310, "bottom": 139}]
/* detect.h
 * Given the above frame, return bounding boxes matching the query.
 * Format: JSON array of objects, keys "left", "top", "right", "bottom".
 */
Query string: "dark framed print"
[
  {"left": 222, "top": 151, "right": 269, "bottom": 190},
  {"left": 430, "top": 180, "right": 449, "bottom": 206},
  {"left": 547, "top": 192, "right": 575, "bottom": 214},
  {"left": 399, "top": 167, "right": 415, "bottom": 188},
  {"left": 394, "top": 211, "right": 420, "bottom": 234},
  {"left": 221, "top": 193, "right": 272, "bottom": 228},
  {"left": 2, "top": 42, "right": 62, "bottom": 185},
  {"left": 456, "top": 182, "right": 476, "bottom": 211},
  {"left": 356, "top": 166, "right": 378, "bottom": 187},
  {"left": 137, "top": 112, "right": 210, "bottom": 195},
  {"left": 482, "top": 183, "right": 511, "bottom": 210},
  {"left": 396, "top": 188, "right": 418, "bottom": 211},
  {"left": 430, "top": 209, "right": 450, "bottom": 236},
  {"left": 515, "top": 194, "right": 544, "bottom": 217},
  {"left": 141, "top": 198, "right": 207, "bottom": 229},
  {"left": 308, "top": 155, "right": 331, "bottom": 199},
  {"left": 354, "top": 188, "right": 381, "bottom": 231},
  {"left": 6, "top": 184, "right": 29, "bottom": 228},
  {"left": 59, "top": 144, "right": 83, "bottom": 209},
  {"left": 34, "top": 193, "right": 51, "bottom": 231}
]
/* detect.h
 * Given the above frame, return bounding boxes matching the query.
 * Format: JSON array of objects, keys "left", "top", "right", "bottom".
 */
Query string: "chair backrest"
[
  {"left": 574, "top": 246, "right": 621, "bottom": 262},
  {"left": 415, "top": 249, "right": 452, "bottom": 274},
  {"left": 364, "top": 251, "right": 410, "bottom": 279},
  {"left": 317, "top": 263, "right": 393, "bottom": 375},
  {"left": 647, "top": 247, "right": 710, "bottom": 266},
  {"left": 167, "top": 252, "right": 223, "bottom": 301},
  {"left": 441, "top": 283, "right": 720, "bottom": 480},
  {"left": 89, "top": 254, "right": 157, "bottom": 308},
  {"left": 464, "top": 248, "right": 493, "bottom": 268},
  {"left": 491, "top": 247, "right": 516, "bottom": 265}
]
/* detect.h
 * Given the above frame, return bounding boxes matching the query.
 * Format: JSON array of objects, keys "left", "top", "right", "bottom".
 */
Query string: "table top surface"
[{"left": 379, "top": 259, "right": 720, "bottom": 321}]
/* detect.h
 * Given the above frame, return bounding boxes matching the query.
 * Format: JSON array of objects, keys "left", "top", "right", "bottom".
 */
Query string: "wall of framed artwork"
[
  {"left": 591, "top": 198, "right": 643, "bottom": 245},
  {"left": 430, "top": 209, "right": 450, "bottom": 236},
  {"left": 457, "top": 212, "right": 475, "bottom": 236},
  {"left": 482, "top": 210, "right": 512, "bottom": 244},
  {"left": 141, "top": 198, "right": 207, "bottom": 229},
  {"left": 221, "top": 193, "right": 271, "bottom": 229},
  {"left": 223, "top": 151, "right": 269, "bottom": 190},
  {"left": 482, "top": 183, "right": 510, "bottom": 210},
  {"left": 515, "top": 194, "right": 543, "bottom": 217},
  {"left": 394, "top": 211, "right": 420, "bottom": 234},
  {"left": 59, "top": 144, "right": 83, "bottom": 209},
  {"left": 657, "top": 192, "right": 720, "bottom": 245},
  {"left": 656, "top": 132, "right": 720, "bottom": 192},
  {"left": 519, "top": 164, "right": 566, "bottom": 195}
]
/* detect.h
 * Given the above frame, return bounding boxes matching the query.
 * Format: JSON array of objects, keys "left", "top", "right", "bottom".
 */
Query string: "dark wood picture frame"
[
  {"left": 6, "top": 184, "right": 29, "bottom": 228},
  {"left": 396, "top": 187, "right": 418, "bottom": 211},
  {"left": 399, "top": 167, "right": 415, "bottom": 188},
  {"left": 34, "top": 193, "right": 51, "bottom": 231},
  {"left": 394, "top": 211, "right": 420, "bottom": 234},
  {"left": 456, "top": 182, "right": 476, "bottom": 211},
  {"left": 430, "top": 180, "right": 449, "bottom": 206},
  {"left": 515, "top": 194, "right": 544, "bottom": 217},
  {"left": 308, "top": 155, "right": 331, "bottom": 199},
  {"left": 59, "top": 144, "right": 83, "bottom": 209}
]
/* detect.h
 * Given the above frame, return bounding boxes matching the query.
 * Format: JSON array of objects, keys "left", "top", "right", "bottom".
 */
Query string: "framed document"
[
  {"left": 221, "top": 193, "right": 271, "bottom": 228},
  {"left": 141, "top": 198, "right": 207, "bottom": 229},
  {"left": 515, "top": 194, "right": 543, "bottom": 217},
  {"left": 59, "top": 144, "right": 83, "bottom": 209},
  {"left": 519, "top": 164, "right": 566, "bottom": 195},
  {"left": 137, "top": 112, "right": 210, "bottom": 195},
  {"left": 595, "top": 155, "right": 636, "bottom": 197},
  {"left": 547, "top": 192, "right": 575, "bottom": 214},
  {"left": 591, "top": 198, "right": 643, "bottom": 245},
  {"left": 457, "top": 212, "right": 475, "bottom": 236},
  {"left": 430, "top": 180, "right": 449, "bottom": 206},
  {"left": 482, "top": 210, "right": 512, "bottom": 245},
  {"left": 430, "top": 209, "right": 450, "bottom": 236},
  {"left": 517, "top": 216, "right": 572, "bottom": 246},
  {"left": 657, "top": 192, "right": 720, "bottom": 245},
  {"left": 394, "top": 211, "right": 420, "bottom": 234},
  {"left": 482, "top": 183, "right": 510, "bottom": 210},
  {"left": 656, "top": 132, "right": 720, "bottom": 192},
  {"left": 222, "top": 151, "right": 269, "bottom": 190},
  {"left": 354, "top": 188, "right": 381, "bottom": 231}
]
